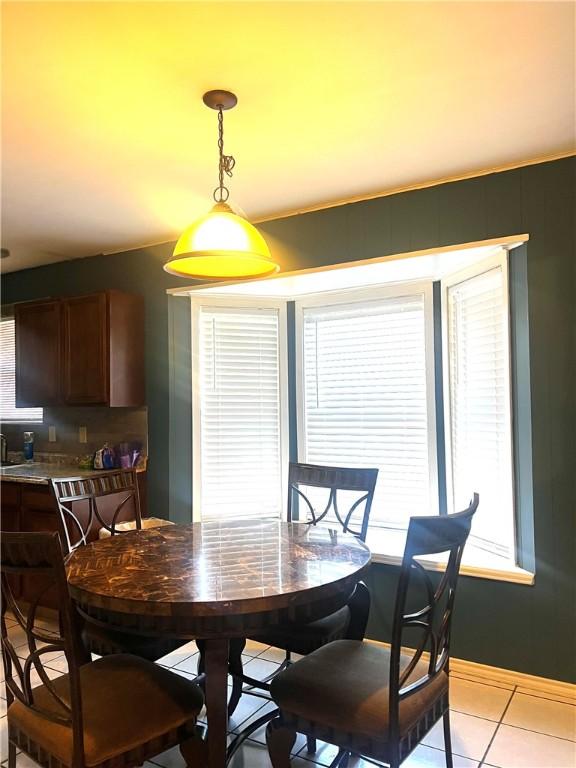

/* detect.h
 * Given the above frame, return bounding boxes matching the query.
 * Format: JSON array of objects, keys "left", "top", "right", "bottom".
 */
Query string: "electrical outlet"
[
  {"left": 48, "top": 426, "right": 56, "bottom": 443},
  {"left": 79, "top": 426, "right": 87, "bottom": 444}
]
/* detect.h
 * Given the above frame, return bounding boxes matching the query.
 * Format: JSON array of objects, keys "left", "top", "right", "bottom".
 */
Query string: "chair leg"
[
  {"left": 266, "top": 716, "right": 296, "bottom": 768},
  {"left": 306, "top": 735, "right": 317, "bottom": 754},
  {"left": 389, "top": 743, "right": 400, "bottom": 768},
  {"left": 345, "top": 581, "right": 371, "bottom": 641},
  {"left": 195, "top": 639, "right": 206, "bottom": 694},
  {"left": 180, "top": 725, "right": 208, "bottom": 768},
  {"left": 227, "top": 637, "right": 246, "bottom": 716},
  {"left": 8, "top": 742, "right": 16, "bottom": 768},
  {"left": 443, "top": 710, "right": 454, "bottom": 768}
]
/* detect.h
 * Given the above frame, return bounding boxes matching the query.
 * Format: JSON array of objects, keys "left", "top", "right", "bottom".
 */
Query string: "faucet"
[{"left": 0, "top": 434, "right": 7, "bottom": 464}]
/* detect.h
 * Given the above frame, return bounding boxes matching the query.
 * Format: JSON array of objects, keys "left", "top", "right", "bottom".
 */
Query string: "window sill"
[
  {"left": 366, "top": 528, "right": 534, "bottom": 585},
  {"left": 0, "top": 421, "right": 44, "bottom": 425}
]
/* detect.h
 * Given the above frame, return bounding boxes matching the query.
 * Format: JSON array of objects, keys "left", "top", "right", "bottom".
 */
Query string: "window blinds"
[
  {"left": 299, "top": 293, "right": 434, "bottom": 528},
  {"left": 445, "top": 264, "right": 515, "bottom": 560},
  {"left": 0, "top": 319, "right": 42, "bottom": 424},
  {"left": 197, "top": 306, "right": 283, "bottom": 520}
]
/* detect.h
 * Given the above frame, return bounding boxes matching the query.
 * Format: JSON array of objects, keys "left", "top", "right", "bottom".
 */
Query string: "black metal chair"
[
  {"left": 266, "top": 493, "right": 479, "bottom": 768},
  {"left": 51, "top": 471, "right": 184, "bottom": 662},
  {"left": 1, "top": 531, "right": 206, "bottom": 768},
  {"left": 226, "top": 462, "right": 378, "bottom": 719}
]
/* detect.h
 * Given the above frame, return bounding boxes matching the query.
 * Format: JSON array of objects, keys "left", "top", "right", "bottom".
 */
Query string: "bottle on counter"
[
  {"left": 94, "top": 443, "right": 115, "bottom": 470},
  {"left": 23, "top": 431, "right": 34, "bottom": 463},
  {"left": 102, "top": 444, "right": 115, "bottom": 469}
]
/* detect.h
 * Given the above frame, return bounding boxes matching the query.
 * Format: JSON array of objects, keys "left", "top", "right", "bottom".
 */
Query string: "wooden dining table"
[{"left": 65, "top": 518, "right": 372, "bottom": 768}]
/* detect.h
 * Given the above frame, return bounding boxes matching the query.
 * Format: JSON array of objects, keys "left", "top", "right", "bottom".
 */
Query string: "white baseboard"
[{"left": 365, "top": 638, "right": 575, "bottom": 701}]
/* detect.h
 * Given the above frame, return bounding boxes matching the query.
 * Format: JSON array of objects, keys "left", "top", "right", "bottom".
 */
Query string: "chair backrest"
[
  {"left": 287, "top": 462, "right": 379, "bottom": 541},
  {"left": 51, "top": 469, "right": 142, "bottom": 554},
  {"left": 1, "top": 531, "right": 86, "bottom": 765},
  {"left": 388, "top": 493, "right": 479, "bottom": 729}
]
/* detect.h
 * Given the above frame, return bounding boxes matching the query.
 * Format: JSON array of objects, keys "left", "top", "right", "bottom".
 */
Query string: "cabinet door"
[
  {"left": 15, "top": 300, "right": 61, "bottom": 406},
  {"left": 19, "top": 502, "right": 60, "bottom": 609},
  {"left": 63, "top": 293, "right": 109, "bottom": 404}
]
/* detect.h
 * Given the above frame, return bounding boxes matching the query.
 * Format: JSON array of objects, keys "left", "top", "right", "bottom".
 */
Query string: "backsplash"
[{"left": 0, "top": 406, "right": 148, "bottom": 459}]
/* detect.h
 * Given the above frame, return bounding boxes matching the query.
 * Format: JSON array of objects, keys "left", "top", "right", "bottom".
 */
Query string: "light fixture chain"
[{"left": 214, "top": 106, "right": 235, "bottom": 203}]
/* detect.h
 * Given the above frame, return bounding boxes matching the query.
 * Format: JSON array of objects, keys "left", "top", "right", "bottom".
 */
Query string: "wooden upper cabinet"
[
  {"left": 62, "top": 293, "right": 109, "bottom": 404},
  {"left": 15, "top": 299, "right": 62, "bottom": 407},
  {"left": 15, "top": 290, "right": 145, "bottom": 407}
]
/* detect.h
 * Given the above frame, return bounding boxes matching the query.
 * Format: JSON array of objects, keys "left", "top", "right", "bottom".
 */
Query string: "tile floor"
[{"left": 0, "top": 616, "right": 574, "bottom": 768}]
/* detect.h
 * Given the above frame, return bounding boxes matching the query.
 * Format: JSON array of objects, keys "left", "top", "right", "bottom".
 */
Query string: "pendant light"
[{"left": 163, "top": 90, "right": 279, "bottom": 280}]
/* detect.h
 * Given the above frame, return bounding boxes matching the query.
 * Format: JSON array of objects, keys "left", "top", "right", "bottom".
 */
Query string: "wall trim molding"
[
  {"left": 449, "top": 657, "right": 576, "bottom": 699},
  {"left": 366, "top": 638, "right": 576, "bottom": 699}
]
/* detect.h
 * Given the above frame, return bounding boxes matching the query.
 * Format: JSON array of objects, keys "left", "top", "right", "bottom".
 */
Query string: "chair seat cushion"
[
  {"left": 270, "top": 639, "right": 448, "bottom": 741},
  {"left": 8, "top": 654, "right": 204, "bottom": 768},
  {"left": 98, "top": 517, "right": 174, "bottom": 538},
  {"left": 81, "top": 618, "right": 184, "bottom": 662},
  {"left": 252, "top": 605, "right": 351, "bottom": 655}
]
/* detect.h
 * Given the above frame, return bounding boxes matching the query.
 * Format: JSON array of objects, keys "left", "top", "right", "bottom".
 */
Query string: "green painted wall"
[{"left": 2, "top": 157, "right": 574, "bottom": 681}]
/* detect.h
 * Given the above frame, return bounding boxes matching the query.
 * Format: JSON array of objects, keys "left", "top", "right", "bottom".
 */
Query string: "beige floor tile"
[
  {"left": 242, "top": 656, "right": 281, "bottom": 682},
  {"left": 228, "top": 739, "right": 271, "bottom": 767},
  {"left": 403, "top": 744, "right": 478, "bottom": 767},
  {"left": 172, "top": 652, "right": 200, "bottom": 676},
  {"left": 318, "top": 744, "right": 478, "bottom": 767},
  {"left": 503, "top": 692, "right": 576, "bottom": 741},
  {"left": 243, "top": 640, "right": 270, "bottom": 657},
  {"left": 421, "top": 711, "right": 497, "bottom": 761},
  {"left": 45, "top": 655, "right": 69, "bottom": 674},
  {"left": 450, "top": 678, "right": 513, "bottom": 721},
  {"left": 29, "top": 649, "right": 65, "bottom": 665},
  {"left": 33, "top": 617, "right": 59, "bottom": 633},
  {"left": 228, "top": 694, "right": 273, "bottom": 733},
  {"left": 0, "top": 718, "right": 9, "bottom": 761},
  {"left": 485, "top": 723, "right": 576, "bottom": 768},
  {"left": 228, "top": 738, "right": 311, "bottom": 767},
  {"left": 256, "top": 647, "right": 291, "bottom": 664},
  {"left": 155, "top": 641, "right": 198, "bottom": 668},
  {"left": 4, "top": 628, "right": 28, "bottom": 650},
  {"left": 28, "top": 666, "right": 62, "bottom": 689},
  {"left": 296, "top": 738, "right": 342, "bottom": 766},
  {"left": 0, "top": 701, "right": 6, "bottom": 719},
  {"left": 13, "top": 752, "right": 39, "bottom": 768},
  {"left": 233, "top": 704, "right": 306, "bottom": 754},
  {"left": 167, "top": 667, "right": 196, "bottom": 683}
]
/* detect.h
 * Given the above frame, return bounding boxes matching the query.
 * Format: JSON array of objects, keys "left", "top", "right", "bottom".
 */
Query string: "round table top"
[{"left": 66, "top": 519, "right": 371, "bottom": 618}]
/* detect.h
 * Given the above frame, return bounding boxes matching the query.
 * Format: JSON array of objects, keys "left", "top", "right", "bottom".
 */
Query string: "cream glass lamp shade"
[{"left": 164, "top": 203, "right": 279, "bottom": 279}]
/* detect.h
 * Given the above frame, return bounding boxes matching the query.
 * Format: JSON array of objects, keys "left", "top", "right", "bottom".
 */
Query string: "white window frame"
[
  {"left": 441, "top": 248, "right": 517, "bottom": 563},
  {"left": 190, "top": 295, "right": 289, "bottom": 521},
  {"left": 294, "top": 281, "right": 439, "bottom": 525}
]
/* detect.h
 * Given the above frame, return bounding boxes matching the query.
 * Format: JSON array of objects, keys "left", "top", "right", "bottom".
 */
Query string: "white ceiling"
[{"left": 1, "top": 2, "right": 574, "bottom": 274}]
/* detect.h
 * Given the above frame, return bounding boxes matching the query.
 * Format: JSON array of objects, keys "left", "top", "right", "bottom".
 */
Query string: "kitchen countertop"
[{"left": 0, "top": 463, "right": 144, "bottom": 485}]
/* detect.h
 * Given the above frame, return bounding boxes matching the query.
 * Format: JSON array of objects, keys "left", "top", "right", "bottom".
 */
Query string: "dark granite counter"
[{"left": 0, "top": 463, "right": 144, "bottom": 485}]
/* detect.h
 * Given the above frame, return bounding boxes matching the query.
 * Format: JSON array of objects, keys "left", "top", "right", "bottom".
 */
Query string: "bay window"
[
  {"left": 296, "top": 286, "right": 437, "bottom": 529},
  {"left": 191, "top": 300, "right": 287, "bottom": 520},
  {"left": 188, "top": 244, "right": 525, "bottom": 578},
  {"left": 442, "top": 252, "right": 515, "bottom": 562}
]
